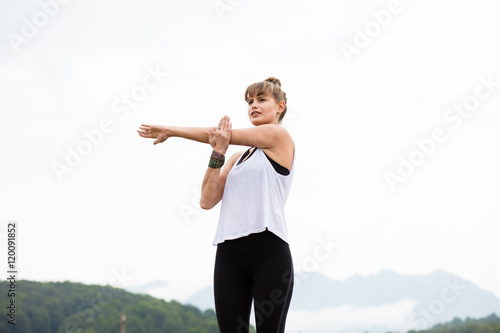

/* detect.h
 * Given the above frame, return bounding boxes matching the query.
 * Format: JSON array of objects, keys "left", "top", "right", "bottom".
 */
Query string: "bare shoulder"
[
  {"left": 280, "top": 125, "right": 294, "bottom": 144},
  {"left": 220, "top": 150, "right": 244, "bottom": 177},
  {"left": 228, "top": 150, "right": 244, "bottom": 165},
  {"left": 266, "top": 123, "right": 293, "bottom": 137},
  {"left": 261, "top": 126, "right": 294, "bottom": 170},
  {"left": 267, "top": 124, "right": 294, "bottom": 148}
]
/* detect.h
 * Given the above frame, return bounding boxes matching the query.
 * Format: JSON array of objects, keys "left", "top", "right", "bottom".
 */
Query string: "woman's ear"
[{"left": 279, "top": 100, "right": 285, "bottom": 111}]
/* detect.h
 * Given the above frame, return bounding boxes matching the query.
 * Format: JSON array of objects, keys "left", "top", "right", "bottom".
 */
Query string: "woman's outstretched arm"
[
  {"left": 137, "top": 122, "right": 292, "bottom": 149},
  {"left": 137, "top": 124, "right": 217, "bottom": 145}
]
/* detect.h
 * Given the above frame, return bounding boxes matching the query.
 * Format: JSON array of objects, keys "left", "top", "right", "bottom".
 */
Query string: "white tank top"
[{"left": 212, "top": 147, "right": 295, "bottom": 246}]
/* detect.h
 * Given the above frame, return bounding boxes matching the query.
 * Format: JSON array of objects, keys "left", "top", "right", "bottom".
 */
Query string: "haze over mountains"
[{"left": 127, "top": 270, "right": 500, "bottom": 333}]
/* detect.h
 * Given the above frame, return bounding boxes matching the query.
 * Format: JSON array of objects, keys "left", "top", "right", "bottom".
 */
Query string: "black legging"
[{"left": 214, "top": 229, "right": 294, "bottom": 333}]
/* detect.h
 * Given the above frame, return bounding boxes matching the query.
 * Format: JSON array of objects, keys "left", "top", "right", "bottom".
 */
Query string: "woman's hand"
[
  {"left": 137, "top": 124, "right": 170, "bottom": 145},
  {"left": 209, "top": 115, "right": 232, "bottom": 155}
]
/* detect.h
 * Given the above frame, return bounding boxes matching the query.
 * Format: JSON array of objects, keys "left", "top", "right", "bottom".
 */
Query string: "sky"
[{"left": 1, "top": 0, "right": 499, "bottom": 331}]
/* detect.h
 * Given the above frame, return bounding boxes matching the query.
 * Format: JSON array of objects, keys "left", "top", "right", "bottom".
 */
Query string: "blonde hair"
[{"left": 244, "top": 77, "right": 287, "bottom": 124}]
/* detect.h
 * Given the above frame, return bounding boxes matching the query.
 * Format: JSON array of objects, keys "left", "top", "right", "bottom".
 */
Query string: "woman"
[{"left": 137, "top": 77, "right": 295, "bottom": 333}]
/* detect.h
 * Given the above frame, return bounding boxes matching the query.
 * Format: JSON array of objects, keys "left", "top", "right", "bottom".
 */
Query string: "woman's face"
[{"left": 247, "top": 94, "right": 284, "bottom": 126}]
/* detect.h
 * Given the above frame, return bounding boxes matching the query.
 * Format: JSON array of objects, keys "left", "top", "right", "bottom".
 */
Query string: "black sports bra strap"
[
  {"left": 263, "top": 151, "right": 290, "bottom": 176},
  {"left": 236, "top": 147, "right": 290, "bottom": 176}
]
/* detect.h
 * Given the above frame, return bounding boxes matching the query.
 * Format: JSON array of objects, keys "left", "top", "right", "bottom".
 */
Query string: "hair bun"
[{"left": 264, "top": 77, "right": 281, "bottom": 88}]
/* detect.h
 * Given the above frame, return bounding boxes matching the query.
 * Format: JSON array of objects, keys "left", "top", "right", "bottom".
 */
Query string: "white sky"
[{"left": 1, "top": 0, "right": 499, "bottom": 319}]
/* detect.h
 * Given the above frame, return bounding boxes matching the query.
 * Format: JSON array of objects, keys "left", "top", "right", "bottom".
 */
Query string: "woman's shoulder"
[{"left": 226, "top": 150, "right": 245, "bottom": 165}]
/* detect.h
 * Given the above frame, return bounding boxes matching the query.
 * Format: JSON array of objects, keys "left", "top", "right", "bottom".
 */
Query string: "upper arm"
[{"left": 229, "top": 124, "right": 292, "bottom": 150}]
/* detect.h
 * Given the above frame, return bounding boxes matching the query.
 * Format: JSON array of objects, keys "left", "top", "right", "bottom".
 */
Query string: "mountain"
[
  {"left": 125, "top": 279, "right": 168, "bottom": 293},
  {"left": 185, "top": 269, "right": 500, "bottom": 329},
  {"left": 185, "top": 286, "right": 216, "bottom": 312},
  {"left": 408, "top": 314, "right": 500, "bottom": 333},
  {"left": 0, "top": 280, "right": 218, "bottom": 333},
  {"left": 292, "top": 269, "right": 500, "bottom": 312}
]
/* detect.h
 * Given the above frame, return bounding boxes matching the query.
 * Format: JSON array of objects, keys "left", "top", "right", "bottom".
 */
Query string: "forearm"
[
  {"left": 168, "top": 126, "right": 216, "bottom": 144},
  {"left": 200, "top": 167, "right": 220, "bottom": 209}
]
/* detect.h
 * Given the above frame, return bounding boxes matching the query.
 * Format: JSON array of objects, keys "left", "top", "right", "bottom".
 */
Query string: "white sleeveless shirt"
[{"left": 212, "top": 147, "right": 295, "bottom": 246}]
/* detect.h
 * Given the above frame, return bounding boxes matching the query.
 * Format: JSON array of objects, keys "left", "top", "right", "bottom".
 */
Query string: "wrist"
[
  {"left": 165, "top": 126, "right": 175, "bottom": 138},
  {"left": 213, "top": 148, "right": 226, "bottom": 155},
  {"left": 211, "top": 150, "right": 225, "bottom": 159},
  {"left": 209, "top": 150, "right": 225, "bottom": 169}
]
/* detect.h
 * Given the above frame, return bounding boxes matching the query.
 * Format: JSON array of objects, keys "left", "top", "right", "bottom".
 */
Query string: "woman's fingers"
[
  {"left": 220, "top": 117, "right": 225, "bottom": 131},
  {"left": 137, "top": 129, "right": 152, "bottom": 138},
  {"left": 219, "top": 117, "right": 225, "bottom": 131},
  {"left": 138, "top": 125, "right": 151, "bottom": 135},
  {"left": 221, "top": 115, "right": 229, "bottom": 131},
  {"left": 215, "top": 115, "right": 229, "bottom": 135},
  {"left": 137, "top": 124, "right": 161, "bottom": 140}
]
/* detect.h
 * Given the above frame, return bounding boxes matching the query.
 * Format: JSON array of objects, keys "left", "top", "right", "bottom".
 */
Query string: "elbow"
[
  {"left": 200, "top": 188, "right": 221, "bottom": 210},
  {"left": 200, "top": 195, "right": 221, "bottom": 210},
  {"left": 200, "top": 199, "right": 214, "bottom": 210}
]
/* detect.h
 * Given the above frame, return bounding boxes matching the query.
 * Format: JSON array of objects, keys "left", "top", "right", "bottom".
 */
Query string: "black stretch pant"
[{"left": 214, "top": 229, "right": 294, "bottom": 333}]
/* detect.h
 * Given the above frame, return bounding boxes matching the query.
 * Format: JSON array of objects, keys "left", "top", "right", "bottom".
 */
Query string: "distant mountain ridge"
[
  {"left": 291, "top": 270, "right": 499, "bottom": 309},
  {"left": 181, "top": 269, "right": 500, "bottom": 328}
]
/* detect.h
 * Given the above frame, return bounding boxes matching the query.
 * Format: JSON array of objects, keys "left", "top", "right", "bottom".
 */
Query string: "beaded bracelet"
[{"left": 208, "top": 150, "right": 225, "bottom": 169}]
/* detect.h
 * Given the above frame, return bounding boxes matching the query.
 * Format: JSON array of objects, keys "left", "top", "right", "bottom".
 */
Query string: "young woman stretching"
[{"left": 137, "top": 77, "right": 295, "bottom": 333}]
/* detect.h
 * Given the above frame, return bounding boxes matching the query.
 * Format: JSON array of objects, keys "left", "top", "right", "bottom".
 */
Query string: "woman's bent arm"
[
  {"left": 200, "top": 115, "right": 236, "bottom": 210},
  {"left": 200, "top": 151, "right": 243, "bottom": 210}
]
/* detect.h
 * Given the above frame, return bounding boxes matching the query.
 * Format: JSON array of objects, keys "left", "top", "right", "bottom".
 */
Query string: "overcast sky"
[{"left": 1, "top": 0, "right": 499, "bottom": 329}]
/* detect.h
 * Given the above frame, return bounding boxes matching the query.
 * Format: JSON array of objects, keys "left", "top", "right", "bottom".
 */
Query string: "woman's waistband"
[{"left": 217, "top": 228, "right": 287, "bottom": 253}]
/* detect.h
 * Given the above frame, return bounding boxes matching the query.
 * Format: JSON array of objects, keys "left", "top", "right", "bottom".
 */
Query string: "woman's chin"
[
  {"left": 250, "top": 118, "right": 269, "bottom": 126},
  {"left": 250, "top": 119, "right": 261, "bottom": 126}
]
